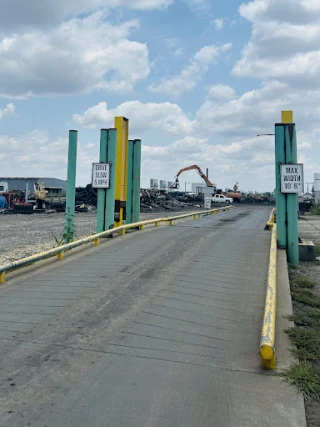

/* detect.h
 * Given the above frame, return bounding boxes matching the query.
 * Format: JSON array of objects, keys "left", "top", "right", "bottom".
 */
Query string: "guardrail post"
[
  {"left": 132, "top": 139, "right": 141, "bottom": 224},
  {"left": 64, "top": 130, "right": 78, "bottom": 243}
]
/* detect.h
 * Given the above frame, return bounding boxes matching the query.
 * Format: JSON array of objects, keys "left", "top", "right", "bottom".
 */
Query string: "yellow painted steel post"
[
  {"left": 281, "top": 110, "right": 293, "bottom": 123},
  {"left": 260, "top": 224, "right": 277, "bottom": 369},
  {"left": 94, "top": 238, "right": 100, "bottom": 246},
  {"left": 57, "top": 251, "right": 64, "bottom": 261},
  {"left": 0, "top": 272, "right": 5, "bottom": 284},
  {"left": 114, "top": 117, "right": 129, "bottom": 227}
]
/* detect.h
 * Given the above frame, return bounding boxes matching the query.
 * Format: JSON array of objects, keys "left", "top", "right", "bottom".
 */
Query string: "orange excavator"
[{"left": 170, "top": 165, "right": 214, "bottom": 189}]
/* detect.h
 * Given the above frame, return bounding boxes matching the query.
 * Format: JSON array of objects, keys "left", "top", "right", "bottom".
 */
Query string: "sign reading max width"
[{"left": 280, "top": 164, "right": 304, "bottom": 194}]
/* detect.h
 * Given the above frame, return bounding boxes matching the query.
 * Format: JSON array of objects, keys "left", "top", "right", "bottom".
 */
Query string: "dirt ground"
[
  {"left": 299, "top": 215, "right": 320, "bottom": 246},
  {"left": 0, "top": 209, "right": 199, "bottom": 265}
]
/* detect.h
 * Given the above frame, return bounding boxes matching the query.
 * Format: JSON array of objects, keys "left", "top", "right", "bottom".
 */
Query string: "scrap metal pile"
[
  {"left": 1, "top": 185, "right": 203, "bottom": 215},
  {"left": 140, "top": 189, "right": 203, "bottom": 213}
]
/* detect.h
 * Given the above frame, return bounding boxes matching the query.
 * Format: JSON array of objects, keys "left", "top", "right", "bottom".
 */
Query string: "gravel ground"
[
  {"left": 299, "top": 216, "right": 320, "bottom": 246},
  {"left": 0, "top": 208, "right": 202, "bottom": 265}
]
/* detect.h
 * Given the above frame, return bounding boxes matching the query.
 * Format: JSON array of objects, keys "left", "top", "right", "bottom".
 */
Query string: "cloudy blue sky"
[{"left": 0, "top": 0, "right": 319, "bottom": 191}]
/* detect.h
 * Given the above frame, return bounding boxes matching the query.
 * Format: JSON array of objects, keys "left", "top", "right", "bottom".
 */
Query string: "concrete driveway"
[{"left": 0, "top": 206, "right": 306, "bottom": 427}]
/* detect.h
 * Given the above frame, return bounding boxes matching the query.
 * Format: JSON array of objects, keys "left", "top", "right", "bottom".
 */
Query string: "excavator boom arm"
[{"left": 174, "top": 165, "right": 213, "bottom": 187}]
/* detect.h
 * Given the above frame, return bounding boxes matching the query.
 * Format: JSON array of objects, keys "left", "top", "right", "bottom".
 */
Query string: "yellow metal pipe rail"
[
  {"left": 260, "top": 223, "right": 277, "bottom": 369},
  {"left": 265, "top": 208, "right": 275, "bottom": 231},
  {"left": 0, "top": 206, "right": 234, "bottom": 284}
]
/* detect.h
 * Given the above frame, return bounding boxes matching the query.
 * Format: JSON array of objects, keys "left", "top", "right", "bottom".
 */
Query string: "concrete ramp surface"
[{"left": 0, "top": 207, "right": 306, "bottom": 427}]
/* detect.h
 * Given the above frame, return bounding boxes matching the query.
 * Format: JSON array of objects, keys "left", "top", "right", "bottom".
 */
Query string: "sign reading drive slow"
[
  {"left": 280, "top": 164, "right": 304, "bottom": 193},
  {"left": 92, "top": 163, "right": 110, "bottom": 189}
]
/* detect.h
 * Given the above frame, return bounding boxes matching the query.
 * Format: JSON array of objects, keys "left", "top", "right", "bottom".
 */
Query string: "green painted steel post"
[
  {"left": 132, "top": 139, "right": 141, "bottom": 224},
  {"left": 96, "top": 130, "right": 108, "bottom": 233},
  {"left": 285, "top": 124, "right": 299, "bottom": 265},
  {"left": 275, "top": 124, "right": 286, "bottom": 248},
  {"left": 105, "top": 128, "right": 117, "bottom": 231},
  {"left": 126, "top": 140, "right": 134, "bottom": 225},
  {"left": 64, "top": 130, "right": 78, "bottom": 243}
]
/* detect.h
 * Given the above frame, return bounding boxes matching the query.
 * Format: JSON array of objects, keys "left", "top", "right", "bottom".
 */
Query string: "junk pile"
[
  {"left": 1, "top": 185, "right": 204, "bottom": 215},
  {"left": 75, "top": 184, "right": 97, "bottom": 207},
  {"left": 45, "top": 184, "right": 97, "bottom": 212},
  {"left": 140, "top": 189, "right": 203, "bottom": 213}
]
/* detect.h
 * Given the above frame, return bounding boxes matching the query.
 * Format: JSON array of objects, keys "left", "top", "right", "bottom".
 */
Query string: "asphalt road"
[{"left": 0, "top": 206, "right": 306, "bottom": 427}]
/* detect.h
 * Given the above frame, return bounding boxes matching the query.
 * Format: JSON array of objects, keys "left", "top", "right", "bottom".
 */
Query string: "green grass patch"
[
  {"left": 291, "top": 289, "right": 320, "bottom": 308},
  {"left": 288, "top": 311, "right": 320, "bottom": 328},
  {"left": 310, "top": 204, "right": 320, "bottom": 216},
  {"left": 292, "top": 276, "right": 316, "bottom": 289},
  {"left": 286, "top": 327, "right": 320, "bottom": 361},
  {"left": 282, "top": 362, "right": 320, "bottom": 401}
]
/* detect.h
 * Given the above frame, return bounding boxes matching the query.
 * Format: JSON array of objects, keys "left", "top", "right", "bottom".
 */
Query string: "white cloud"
[
  {"left": 213, "top": 18, "right": 225, "bottom": 30},
  {"left": 206, "top": 85, "right": 236, "bottom": 102},
  {"left": 0, "top": 13, "right": 149, "bottom": 98},
  {"left": 0, "top": 130, "right": 96, "bottom": 184},
  {"left": 149, "top": 44, "right": 231, "bottom": 97},
  {"left": 0, "top": 0, "right": 175, "bottom": 32},
  {"left": 141, "top": 134, "right": 279, "bottom": 190},
  {"left": 239, "top": 0, "right": 320, "bottom": 24},
  {"left": 73, "top": 101, "right": 196, "bottom": 135},
  {"left": 234, "top": 0, "right": 320, "bottom": 88},
  {"left": 0, "top": 103, "right": 15, "bottom": 119},
  {"left": 186, "top": 0, "right": 212, "bottom": 18}
]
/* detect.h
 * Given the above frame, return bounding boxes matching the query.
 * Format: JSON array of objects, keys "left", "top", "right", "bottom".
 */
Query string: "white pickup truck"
[{"left": 212, "top": 194, "right": 233, "bottom": 204}]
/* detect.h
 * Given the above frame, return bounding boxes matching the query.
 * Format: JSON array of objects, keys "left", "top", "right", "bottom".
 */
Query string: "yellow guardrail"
[
  {"left": 265, "top": 208, "right": 275, "bottom": 231},
  {"left": 0, "top": 205, "right": 235, "bottom": 284},
  {"left": 260, "top": 223, "right": 277, "bottom": 369}
]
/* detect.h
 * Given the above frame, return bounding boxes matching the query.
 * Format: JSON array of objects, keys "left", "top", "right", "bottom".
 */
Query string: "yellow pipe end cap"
[{"left": 260, "top": 344, "right": 274, "bottom": 360}]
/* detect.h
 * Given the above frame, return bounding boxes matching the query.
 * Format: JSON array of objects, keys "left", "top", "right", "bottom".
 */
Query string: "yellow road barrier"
[
  {"left": 0, "top": 206, "right": 235, "bottom": 283},
  {"left": 260, "top": 223, "right": 277, "bottom": 369},
  {"left": 265, "top": 208, "right": 275, "bottom": 231}
]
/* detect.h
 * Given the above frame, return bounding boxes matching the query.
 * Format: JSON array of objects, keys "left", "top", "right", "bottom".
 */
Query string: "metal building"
[
  {"left": 0, "top": 177, "right": 67, "bottom": 192},
  {"left": 160, "top": 180, "right": 167, "bottom": 191},
  {"left": 150, "top": 179, "right": 159, "bottom": 190}
]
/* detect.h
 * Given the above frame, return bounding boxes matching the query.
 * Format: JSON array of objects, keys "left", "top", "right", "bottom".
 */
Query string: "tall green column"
[
  {"left": 132, "top": 139, "right": 141, "bottom": 224},
  {"left": 275, "top": 124, "right": 286, "bottom": 248},
  {"left": 105, "top": 128, "right": 117, "bottom": 230},
  {"left": 285, "top": 124, "right": 299, "bottom": 265},
  {"left": 96, "top": 130, "right": 108, "bottom": 233},
  {"left": 96, "top": 128, "right": 117, "bottom": 233},
  {"left": 64, "top": 130, "right": 78, "bottom": 243},
  {"left": 126, "top": 140, "right": 134, "bottom": 225}
]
